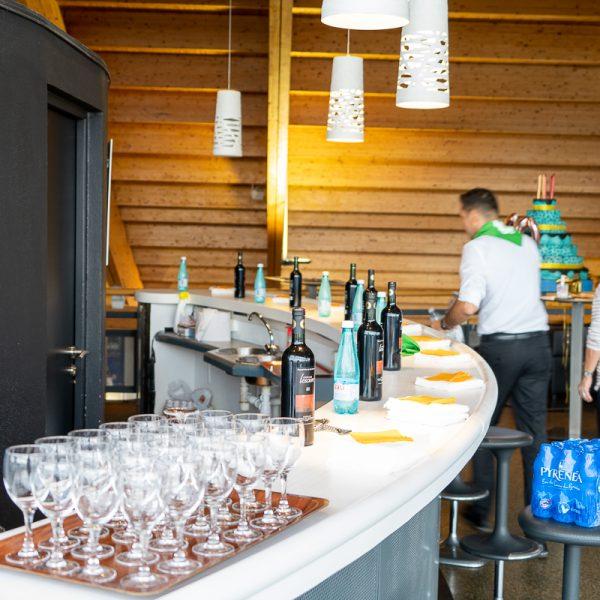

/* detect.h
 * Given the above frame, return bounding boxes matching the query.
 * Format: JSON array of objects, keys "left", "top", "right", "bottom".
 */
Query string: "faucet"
[{"left": 248, "top": 312, "right": 279, "bottom": 355}]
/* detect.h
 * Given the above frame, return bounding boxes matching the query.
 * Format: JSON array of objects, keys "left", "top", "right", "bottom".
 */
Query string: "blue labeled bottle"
[
  {"left": 574, "top": 443, "right": 599, "bottom": 527},
  {"left": 333, "top": 321, "right": 360, "bottom": 415},
  {"left": 531, "top": 443, "right": 555, "bottom": 519},
  {"left": 318, "top": 271, "right": 332, "bottom": 317},
  {"left": 351, "top": 279, "right": 365, "bottom": 337},
  {"left": 553, "top": 441, "right": 581, "bottom": 524},
  {"left": 254, "top": 263, "right": 266, "bottom": 303}
]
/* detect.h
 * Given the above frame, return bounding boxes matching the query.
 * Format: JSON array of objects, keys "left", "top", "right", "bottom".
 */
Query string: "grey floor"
[{"left": 440, "top": 405, "right": 600, "bottom": 600}]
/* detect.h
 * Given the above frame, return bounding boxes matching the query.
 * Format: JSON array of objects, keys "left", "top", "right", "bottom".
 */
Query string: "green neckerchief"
[
  {"left": 402, "top": 334, "right": 420, "bottom": 356},
  {"left": 472, "top": 220, "right": 522, "bottom": 246}
]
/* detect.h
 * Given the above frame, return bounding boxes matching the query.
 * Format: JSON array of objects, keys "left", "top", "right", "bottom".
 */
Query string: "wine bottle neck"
[{"left": 350, "top": 264, "right": 356, "bottom": 279}]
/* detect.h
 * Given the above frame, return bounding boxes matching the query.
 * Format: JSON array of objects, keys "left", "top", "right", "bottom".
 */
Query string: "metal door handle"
[
  {"left": 63, "top": 346, "right": 89, "bottom": 359},
  {"left": 64, "top": 365, "right": 77, "bottom": 379}
]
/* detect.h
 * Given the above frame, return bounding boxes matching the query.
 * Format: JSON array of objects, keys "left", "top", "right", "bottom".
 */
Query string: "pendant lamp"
[
  {"left": 327, "top": 32, "right": 364, "bottom": 143},
  {"left": 321, "top": 0, "right": 409, "bottom": 30},
  {"left": 214, "top": 0, "right": 243, "bottom": 156},
  {"left": 396, "top": 0, "right": 449, "bottom": 109}
]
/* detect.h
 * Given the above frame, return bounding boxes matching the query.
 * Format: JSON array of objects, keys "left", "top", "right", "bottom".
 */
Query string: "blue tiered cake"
[{"left": 527, "top": 195, "right": 592, "bottom": 293}]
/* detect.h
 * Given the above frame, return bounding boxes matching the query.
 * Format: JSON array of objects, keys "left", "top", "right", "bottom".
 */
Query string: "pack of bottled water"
[{"left": 531, "top": 439, "right": 600, "bottom": 528}]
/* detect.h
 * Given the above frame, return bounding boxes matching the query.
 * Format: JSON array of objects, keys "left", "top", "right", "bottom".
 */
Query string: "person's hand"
[
  {"left": 430, "top": 320, "right": 443, "bottom": 332},
  {"left": 578, "top": 374, "right": 594, "bottom": 403}
]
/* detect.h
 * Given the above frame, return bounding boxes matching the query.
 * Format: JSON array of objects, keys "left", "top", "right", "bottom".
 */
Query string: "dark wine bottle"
[
  {"left": 357, "top": 289, "right": 383, "bottom": 401},
  {"left": 344, "top": 263, "right": 358, "bottom": 321},
  {"left": 289, "top": 256, "right": 302, "bottom": 308},
  {"left": 281, "top": 307, "right": 315, "bottom": 446},
  {"left": 364, "top": 269, "right": 377, "bottom": 312},
  {"left": 234, "top": 251, "right": 246, "bottom": 298},
  {"left": 381, "top": 281, "right": 402, "bottom": 371}
]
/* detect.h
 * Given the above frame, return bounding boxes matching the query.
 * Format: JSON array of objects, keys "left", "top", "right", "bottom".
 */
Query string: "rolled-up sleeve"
[
  {"left": 458, "top": 242, "right": 486, "bottom": 309},
  {"left": 587, "top": 284, "right": 600, "bottom": 351}
]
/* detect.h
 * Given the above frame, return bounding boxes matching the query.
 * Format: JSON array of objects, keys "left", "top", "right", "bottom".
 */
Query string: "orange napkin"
[
  {"left": 425, "top": 371, "right": 473, "bottom": 383},
  {"left": 350, "top": 430, "right": 413, "bottom": 444},
  {"left": 397, "top": 395, "right": 457, "bottom": 405},
  {"left": 421, "top": 349, "right": 460, "bottom": 357}
]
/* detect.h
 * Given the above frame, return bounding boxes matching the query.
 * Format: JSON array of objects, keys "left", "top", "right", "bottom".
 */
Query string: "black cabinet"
[{"left": 0, "top": 0, "right": 109, "bottom": 528}]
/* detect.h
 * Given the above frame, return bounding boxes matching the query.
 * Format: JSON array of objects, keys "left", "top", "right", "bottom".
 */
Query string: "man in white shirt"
[{"left": 433, "top": 188, "right": 551, "bottom": 530}]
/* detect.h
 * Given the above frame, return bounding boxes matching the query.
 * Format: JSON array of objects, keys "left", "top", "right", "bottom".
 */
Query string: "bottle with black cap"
[
  {"left": 234, "top": 251, "right": 245, "bottom": 298},
  {"left": 364, "top": 269, "right": 377, "bottom": 311},
  {"left": 344, "top": 263, "right": 358, "bottom": 321},
  {"left": 289, "top": 256, "right": 302, "bottom": 308},
  {"left": 281, "top": 307, "right": 315, "bottom": 446},
  {"left": 357, "top": 289, "right": 383, "bottom": 401},
  {"left": 381, "top": 281, "right": 402, "bottom": 371}
]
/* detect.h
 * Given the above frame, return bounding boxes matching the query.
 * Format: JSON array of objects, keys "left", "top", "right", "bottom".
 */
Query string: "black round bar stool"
[
  {"left": 519, "top": 506, "right": 600, "bottom": 600},
  {"left": 461, "top": 427, "right": 543, "bottom": 600},
  {"left": 439, "top": 475, "right": 489, "bottom": 568}
]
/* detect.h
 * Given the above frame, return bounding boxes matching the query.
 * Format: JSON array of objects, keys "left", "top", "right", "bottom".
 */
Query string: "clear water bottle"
[
  {"left": 375, "top": 291, "right": 386, "bottom": 325},
  {"left": 177, "top": 256, "right": 188, "bottom": 293},
  {"left": 333, "top": 321, "right": 360, "bottom": 415},
  {"left": 318, "top": 271, "right": 332, "bottom": 317},
  {"left": 351, "top": 279, "right": 365, "bottom": 337},
  {"left": 254, "top": 263, "right": 266, "bottom": 303}
]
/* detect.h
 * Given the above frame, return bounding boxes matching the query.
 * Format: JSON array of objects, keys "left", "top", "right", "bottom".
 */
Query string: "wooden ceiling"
[{"left": 54, "top": 0, "right": 600, "bottom": 304}]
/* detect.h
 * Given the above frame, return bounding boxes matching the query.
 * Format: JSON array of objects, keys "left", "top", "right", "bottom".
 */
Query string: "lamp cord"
[
  {"left": 227, "top": 0, "right": 232, "bottom": 89},
  {"left": 346, "top": 29, "right": 350, "bottom": 55}
]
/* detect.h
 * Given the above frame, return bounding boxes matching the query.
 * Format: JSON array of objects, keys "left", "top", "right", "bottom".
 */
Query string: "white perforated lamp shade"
[
  {"left": 327, "top": 55, "right": 364, "bottom": 143},
  {"left": 213, "top": 89, "right": 243, "bottom": 157},
  {"left": 321, "top": 0, "right": 409, "bottom": 30},
  {"left": 396, "top": 0, "right": 449, "bottom": 109}
]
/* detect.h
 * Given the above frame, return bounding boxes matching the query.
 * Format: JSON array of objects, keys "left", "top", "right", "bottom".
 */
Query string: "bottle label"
[
  {"left": 334, "top": 382, "right": 359, "bottom": 402},
  {"left": 294, "top": 367, "right": 315, "bottom": 415},
  {"left": 376, "top": 339, "right": 384, "bottom": 381}
]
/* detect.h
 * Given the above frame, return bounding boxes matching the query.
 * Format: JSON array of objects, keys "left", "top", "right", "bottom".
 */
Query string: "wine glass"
[
  {"left": 249, "top": 427, "right": 289, "bottom": 532},
  {"left": 118, "top": 451, "right": 168, "bottom": 591},
  {"left": 223, "top": 431, "right": 266, "bottom": 544},
  {"left": 191, "top": 441, "right": 238, "bottom": 558},
  {"left": 30, "top": 437, "right": 79, "bottom": 575},
  {"left": 70, "top": 430, "right": 120, "bottom": 583},
  {"left": 2, "top": 445, "right": 49, "bottom": 566},
  {"left": 34, "top": 439, "right": 79, "bottom": 555},
  {"left": 270, "top": 418, "right": 305, "bottom": 520},
  {"left": 156, "top": 431, "right": 211, "bottom": 575},
  {"left": 127, "top": 413, "right": 166, "bottom": 433},
  {"left": 99, "top": 422, "right": 130, "bottom": 529},
  {"left": 232, "top": 413, "right": 269, "bottom": 514},
  {"left": 66, "top": 429, "right": 111, "bottom": 543}
]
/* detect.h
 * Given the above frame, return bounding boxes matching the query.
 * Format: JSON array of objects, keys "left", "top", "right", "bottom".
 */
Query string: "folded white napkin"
[
  {"left": 403, "top": 322, "right": 422, "bottom": 337},
  {"left": 384, "top": 398, "right": 469, "bottom": 427},
  {"left": 209, "top": 287, "right": 235, "bottom": 297},
  {"left": 415, "top": 374, "right": 484, "bottom": 391},
  {"left": 413, "top": 352, "right": 474, "bottom": 369},
  {"left": 412, "top": 337, "right": 452, "bottom": 350}
]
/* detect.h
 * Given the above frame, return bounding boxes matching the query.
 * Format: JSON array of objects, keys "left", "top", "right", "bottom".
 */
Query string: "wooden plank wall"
[
  {"left": 288, "top": 0, "right": 600, "bottom": 306},
  {"left": 60, "top": 0, "right": 270, "bottom": 288}
]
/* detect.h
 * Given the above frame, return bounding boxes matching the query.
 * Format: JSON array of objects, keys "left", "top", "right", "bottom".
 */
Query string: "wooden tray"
[{"left": 0, "top": 491, "right": 328, "bottom": 596}]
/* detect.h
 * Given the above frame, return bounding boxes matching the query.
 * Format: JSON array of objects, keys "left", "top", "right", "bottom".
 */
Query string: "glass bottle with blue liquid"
[
  {"left": 333, "top": 320, "right": 360, "bottom": 415},
  {"left": 254, "top": 263, "right": 266, "bottom": 303}
]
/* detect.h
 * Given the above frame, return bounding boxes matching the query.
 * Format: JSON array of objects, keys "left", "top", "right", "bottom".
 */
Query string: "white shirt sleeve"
[
  {"left": 587, "top": 284, "right": 600, "bottom": 351},
  {"left": 458, "top": 242, "right": 486, "bottom": 309}
]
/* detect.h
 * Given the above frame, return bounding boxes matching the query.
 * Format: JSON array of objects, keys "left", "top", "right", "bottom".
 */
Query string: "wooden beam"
[
  {"left": 21, "top": 0, "right": 65, "bottom": 29},
  {"left": 109, "top": 206, "right": 143, "bottom": 289},
  {"left": 266, "top": 0, "right": 292, "bottom": 276}
]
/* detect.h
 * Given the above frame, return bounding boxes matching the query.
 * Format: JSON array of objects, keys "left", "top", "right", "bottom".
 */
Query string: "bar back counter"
[{"left": 0, "top": 289, "right": 496, "bottom": 598}]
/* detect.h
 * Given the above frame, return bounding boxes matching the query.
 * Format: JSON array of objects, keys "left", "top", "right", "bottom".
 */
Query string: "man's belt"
[{"left": 480, "top": 331, "right": 548, "bottom": 342}]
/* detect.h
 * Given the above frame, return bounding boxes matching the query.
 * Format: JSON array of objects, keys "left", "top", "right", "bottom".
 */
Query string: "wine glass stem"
[
  {"left": 173, "top": 520, "right": 187, "bottom": 562},
  {"left": 279, "top": 472, "right": 290, "bottom": 510},
  {"left": 48, "top": 517, "right": 65, "bottom": 565},
  {"left": 263, "top": 481, "right": 274, "bottom": 518},
  {"left": 85, "top": 525, "right": 101, "bottom": 574},
  {"left": 238, "top": 488, "right": 249, "bottom": 531},
  {"left": 20, "top": 507, "right": 36, "bottom": 556},
  {"left": 207, "top": 503, "right": 219, "bottom": 545},
  {"left": 137, "top": 529, "right": 151, "bottom": 577}
]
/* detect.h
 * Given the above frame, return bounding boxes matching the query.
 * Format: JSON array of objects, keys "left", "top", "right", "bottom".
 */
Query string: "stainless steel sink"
[{"left": 214, "top": 347, "right": 281, "bottom": 363}]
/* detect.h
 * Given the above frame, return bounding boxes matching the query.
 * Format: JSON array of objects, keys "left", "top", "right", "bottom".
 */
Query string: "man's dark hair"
[{"left": 460, "top": 188, "right": 499, "bottom": 215}]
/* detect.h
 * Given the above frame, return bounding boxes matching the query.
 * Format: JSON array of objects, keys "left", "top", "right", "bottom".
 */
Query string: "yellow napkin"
[
  {"left": 397, "top": 395, "right": 457, "bottom": 405},
  {"left": 350, "top": 430, "right": 413, "bottom": 444},
  {"left": 425, "top": 371, "right": 473, "bottom": 383},
  {"left": 421, "top": 349, "right": 460, "bottom": 357},
  {"left": 411, "top": 335, "right": 439, "bottom": 343}
]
